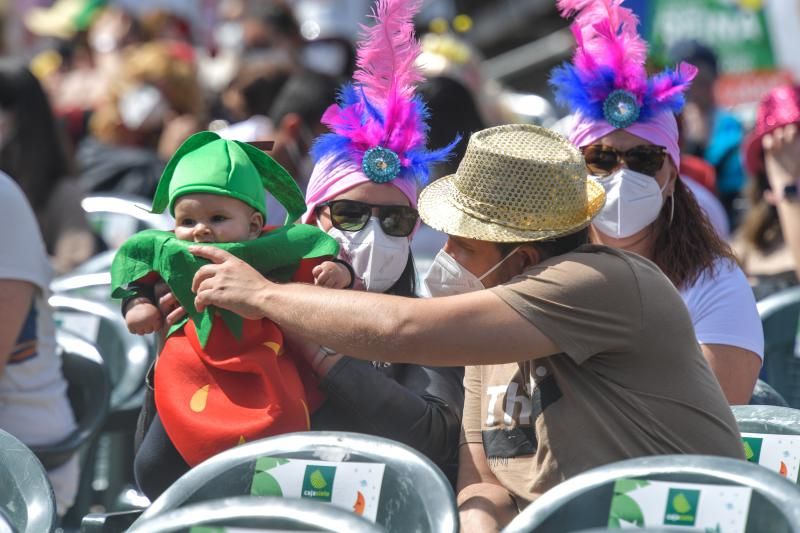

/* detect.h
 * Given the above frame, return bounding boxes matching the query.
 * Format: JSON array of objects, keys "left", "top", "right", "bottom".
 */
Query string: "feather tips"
[
  {"left": 353, "top": 0, "right": 423, "bottom": 106},
  {"left": 312, "top": 0, "right": 456, "bottom": 185},
  {"left": 551, "top": 0, "right": 696, "bottom": 124}
]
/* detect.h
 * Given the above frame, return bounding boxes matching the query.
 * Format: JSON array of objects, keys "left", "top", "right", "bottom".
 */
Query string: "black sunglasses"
[
  {"left": 318, "top": 199, "right": 419, "bottom": 237},
  {"left": 581, "top": 144, "right": 668, "bottom": 178}
]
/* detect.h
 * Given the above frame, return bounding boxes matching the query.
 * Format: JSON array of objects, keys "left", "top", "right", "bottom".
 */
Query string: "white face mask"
[
  {"left": 422, "top": 246, "right": 521, "bottom": 297},
  {"left": 592, "top": 168, "right": 668, "bottom": 239},
  {"left": 325, "top": 218, "right": 409, "bottom": 293}
]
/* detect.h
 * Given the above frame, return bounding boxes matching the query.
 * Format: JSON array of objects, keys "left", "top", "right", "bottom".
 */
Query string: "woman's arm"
[
  {"left": 0, "top": 280, "right": 35, "bottom": 377},
  {"left": 701, "top": 344, "right": 761, "bottom": 405},
  {"left": 318, "top": 357, "right": 463, "bottom": 465},
  {"left": 763, "top": 124, "right": 800, "bottom": 281}
]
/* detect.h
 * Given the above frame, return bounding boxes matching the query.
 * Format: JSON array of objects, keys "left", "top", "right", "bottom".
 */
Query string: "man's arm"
[
  {"left": 457, "top": 443, "right": 519, "bottom": 533},
  {"left": 189, "top": 246, "right": 560, "bottom": 366}
]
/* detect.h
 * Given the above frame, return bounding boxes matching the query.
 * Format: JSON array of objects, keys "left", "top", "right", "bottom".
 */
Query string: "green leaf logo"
[
  {"left": 310, "top": 469, "right": 328, "bottom": 490},
  {"left": 672, "top": 493, "right": 692, "bottom": 514},
  {"left": 743, "top": 440, "right": 754, "bottom": 460}
]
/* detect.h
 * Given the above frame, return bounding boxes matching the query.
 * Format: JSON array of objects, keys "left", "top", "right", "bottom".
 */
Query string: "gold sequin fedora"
[{"left": 419, "top": 124, "right": 606, "bottom": 242}]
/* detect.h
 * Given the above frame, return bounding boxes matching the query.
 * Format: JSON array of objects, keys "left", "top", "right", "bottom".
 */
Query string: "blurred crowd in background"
[{"left": 0, "top": 0, "right": 799, "bottom": 290}]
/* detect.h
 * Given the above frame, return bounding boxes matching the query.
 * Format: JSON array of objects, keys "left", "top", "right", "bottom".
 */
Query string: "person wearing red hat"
[{"left": 735, "top": 84, "right": 800, "bottom": 299}]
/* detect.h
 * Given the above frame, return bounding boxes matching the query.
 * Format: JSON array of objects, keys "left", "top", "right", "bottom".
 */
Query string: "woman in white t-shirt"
[
  {"left": 0, "top": 172, "right": 78, "bottom": 514},
  {"left": 550, "top": 28, "right": 763, "bottom": 405}
]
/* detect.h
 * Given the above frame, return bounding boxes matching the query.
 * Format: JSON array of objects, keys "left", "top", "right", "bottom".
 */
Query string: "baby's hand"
[
  {"left": 125, "top": 300, "right": 163, "bottom": 335},
  {"left": 313, "top": 261, "right": 352, "bottom": 289}
]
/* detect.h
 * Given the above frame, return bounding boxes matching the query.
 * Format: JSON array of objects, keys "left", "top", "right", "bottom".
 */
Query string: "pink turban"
[
  {"left": 569, "top": 110, "right": 681, "bottom": 168},
  {"left": 302, "top": 156, "right": 419, "bottom": 223}
]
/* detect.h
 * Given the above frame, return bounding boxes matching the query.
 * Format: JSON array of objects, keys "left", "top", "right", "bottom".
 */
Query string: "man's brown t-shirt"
[{"left": 461, "top": 245, "right": 744, "bottom": 506}]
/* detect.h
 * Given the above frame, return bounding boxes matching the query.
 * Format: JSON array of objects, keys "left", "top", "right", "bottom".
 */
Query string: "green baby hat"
[{"left": 151, "top": 131, "right": 306, "bottom": 224}]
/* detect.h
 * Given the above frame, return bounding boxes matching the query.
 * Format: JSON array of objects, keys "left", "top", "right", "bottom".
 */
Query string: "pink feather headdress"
[
  {"left": 550, "top": 0, "right": 698, "bottom": 129},
  {"left": 311, "top": 0, "right": 459, "bottom": 185}
]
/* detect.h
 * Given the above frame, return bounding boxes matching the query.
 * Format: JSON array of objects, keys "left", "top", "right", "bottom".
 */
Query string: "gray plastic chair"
[
  {"left": 130, "top": 431, "right": 457, "bottom": 533},
  {"left": 49, "top": 295, "right": 151, "bottom": 412},
  {"left": 0, "top": 429, "right": 57, "bottom": 533},
  {"left": 749, "top": 379, "right": 790, "bottom": 407},
  {"left": 31, "top": 330, "right": 111, "bottom": 470},
  {"left": 501, "top": 455, "right": 800, "bottom": 533},
  {"left": 127, "top": 496, "right": 384, "bottom": 533},
  {"left": 31, "top": 331, "right": 111, "bottom": 528},
  {"left": 49, "top": 296, "right": 154, "bottom": 521},
  {"left": 757, "top": 285, "right": 800, "bottom": 408},
  {"left": 81, "top": 195, "right": 173, "bottom": 251}
]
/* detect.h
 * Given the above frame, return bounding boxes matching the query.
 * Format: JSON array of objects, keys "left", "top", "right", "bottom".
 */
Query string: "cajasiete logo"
[
  {"left": 742, "top": 436, "right": 764, "bottom": 464},
  {"left": 302, "top": 465, "right": 336, "bottom": 502},
  {"left": 663, "top": 488, "right": 700, "bottom": 526}
]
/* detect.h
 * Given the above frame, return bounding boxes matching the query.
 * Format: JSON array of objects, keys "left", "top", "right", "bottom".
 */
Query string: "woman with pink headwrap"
[
  {"left": 551, "top": 0, "right": 762, "bottom": 404},
  {"left": 289, "top": 0, "right": 464, "bottom": 483}
]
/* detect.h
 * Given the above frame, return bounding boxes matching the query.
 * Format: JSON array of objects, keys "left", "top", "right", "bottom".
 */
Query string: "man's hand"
[
  {"left": 154, "top": 280, "right": 186, "bottom": 327},
  {"left": 190, "top": 246, "right": 273, "bottom": 320}
]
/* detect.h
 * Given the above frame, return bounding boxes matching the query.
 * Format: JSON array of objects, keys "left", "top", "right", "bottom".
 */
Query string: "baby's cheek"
[{"left": 174, "top": 227, "right": 192, "bottom": 241}]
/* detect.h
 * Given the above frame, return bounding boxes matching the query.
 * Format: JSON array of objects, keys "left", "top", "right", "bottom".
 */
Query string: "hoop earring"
[{"left": 669, "top": 195, "right": 675, "bottom": 226}]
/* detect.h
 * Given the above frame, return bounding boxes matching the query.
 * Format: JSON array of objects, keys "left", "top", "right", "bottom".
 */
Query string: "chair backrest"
[
  {"left": 757, "top": 285, "right": 800, "bottom": 408},
  {"left": 0, "top": 430, "right": 57, "bottom": 533},
  {"left": 128, "top": 496, "right": 384, "bottom": 533},
  {"left": 49, "top": 295, "right": 152, "bottom": 411},
  {"left": 501, "top": 455, "right": 800, "bottom": 533},
  {"left": 133, "top": 431, "right": 457, "bottom": 533},
  {"left": 82, "top": 195, "right": 173, "bottom": 250},
  {"left": 749, "top": 379, "right": 790, "bottom": 407},
  {"left": 30, "top": 331, "right": 111, "bottom": 470},
  {"left": 732, "top": 405, "right": 800, "bottom": 435},
  {"left": 731, "top": 405, "right": 800, "bottom": 483}
]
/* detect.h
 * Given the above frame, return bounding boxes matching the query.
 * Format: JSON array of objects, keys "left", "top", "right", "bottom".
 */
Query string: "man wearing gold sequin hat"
[{"left": 187, "top": 123, "right": 746, "bottom": 529}]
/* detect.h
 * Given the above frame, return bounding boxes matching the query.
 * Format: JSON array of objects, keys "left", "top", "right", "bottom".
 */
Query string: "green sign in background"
[{"left": 645, "top": 0, "right": 775, "bottom": 73}]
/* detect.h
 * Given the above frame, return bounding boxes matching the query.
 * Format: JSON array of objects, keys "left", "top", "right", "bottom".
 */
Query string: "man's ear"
[
  {"left": 517, "top": 245, "right": 541, "bottom": 270},
  {"left": 250, "top": 211, "right": 265, "bottom": 237}
]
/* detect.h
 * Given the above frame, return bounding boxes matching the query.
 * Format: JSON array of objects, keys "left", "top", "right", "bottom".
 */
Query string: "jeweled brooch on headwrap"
[
  {"left": 363, "top": 146, "right": 401, "bottom": 183},
  {"left": 311, "top": 0, "right": 459, "bottom": 186},
  {"left": 550, "top": 0, "right": 697, "bottom": 128},
  {"left": 603, "top": 90, "right": 640, "bottom": 129}
]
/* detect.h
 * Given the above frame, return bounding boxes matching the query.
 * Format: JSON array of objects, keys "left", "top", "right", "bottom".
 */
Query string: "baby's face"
[{"left": 173, "top": 194, "right": 263, "bottom": 243}]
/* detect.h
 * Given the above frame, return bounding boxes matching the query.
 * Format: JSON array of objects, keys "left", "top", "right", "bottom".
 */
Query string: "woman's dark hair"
[
  {"left": 651, "top": 177, "right": 737, "bottom": 289},
  {"left": 499, "top": 227, "right": 590, "bottom": 262},
  {"left": 739, "top": 169, "right": 781, "bottom": 253},
  {"left": 418, "top": 76, "right": 485, "bottom": 179},
  {"left": 385, "top": 252, "right": 417, "bottom": 297},
  {"left": 0, "top": 59, "right": 72, "bottom": 212}
]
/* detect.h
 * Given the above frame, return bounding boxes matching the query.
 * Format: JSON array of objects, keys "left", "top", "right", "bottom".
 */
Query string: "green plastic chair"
[
  {"left": 501, "top": 455, "right": 800, "bottom": 533},
  {"left": 126, "top": 496, "right": 384, "bottom": 533},
  {"left": 757, "top": 286, "right": 800, "bottom": 408},
  {"left": 123, "top": 431, "right": 457, "bottom": 533},
  {"left": 0, "top": 429, "right": 57, "bottom": 533}
]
